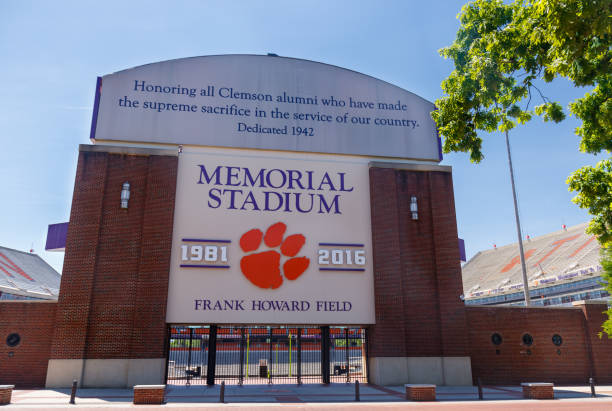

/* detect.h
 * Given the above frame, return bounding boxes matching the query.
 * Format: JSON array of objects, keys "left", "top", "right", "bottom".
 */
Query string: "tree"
[
  {"left": 567, "top": 160, "right": 612, "bottom": 246},
  {"left": 433, "top": 0, "right": 611, "bottom": 332}
]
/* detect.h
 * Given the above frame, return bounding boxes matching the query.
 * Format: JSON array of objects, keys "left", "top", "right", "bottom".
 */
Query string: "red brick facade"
[
  {"left": 3, "top": 149, "right": 612, "bottom": 388},
  {"left": 366, "top": 164, "right": 612, "bottom": 385},
  {"left": 466, "top": 302, "right": 612, "bottom": 385},
  {"left": 578, "top": 302, "right": 612, "bottom": 384},
  {"left": 50, "top": 147, "right": 178, "bottom": 361},
  {"left": 368, "top": 166, "right": 469, "bottom": 358},
  {"left": 0, "top": 301, "right": 57, "bottom": 387}
]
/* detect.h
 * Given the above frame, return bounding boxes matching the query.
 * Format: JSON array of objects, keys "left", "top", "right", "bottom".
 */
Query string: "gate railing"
[{"left": 166, "top": 325, "right": 367, "bottom": 385}]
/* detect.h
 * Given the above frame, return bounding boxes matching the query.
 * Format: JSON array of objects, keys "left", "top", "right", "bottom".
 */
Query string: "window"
[{"left": 6, "top": 333, "right": 20, "bottom": 347}]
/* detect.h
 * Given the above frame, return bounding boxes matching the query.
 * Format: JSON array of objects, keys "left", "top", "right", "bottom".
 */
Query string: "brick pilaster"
[
  {"left": 368, "top": 166, "right": 469, "bottom": 358},
  {"left": 50, "top": 151, "right": 108, "bottom": 359},
  {"left": 50, "top": 148, "right": 178, "bottom": 361}
]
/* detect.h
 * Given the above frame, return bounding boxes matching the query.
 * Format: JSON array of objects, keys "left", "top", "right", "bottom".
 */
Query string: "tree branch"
[
  {"left": 530, "top": 83, "right": 550, "bottom": 103},
  {"left": 525, "top": 86, "right": 533, "bottom": 111}
]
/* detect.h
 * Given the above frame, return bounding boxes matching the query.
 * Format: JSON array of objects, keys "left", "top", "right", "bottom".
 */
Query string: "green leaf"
[{"left": 434, "top": 0, "right": 612, "bottom": 328}]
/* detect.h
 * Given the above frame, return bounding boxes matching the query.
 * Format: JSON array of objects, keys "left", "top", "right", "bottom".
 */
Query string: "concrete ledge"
[
  {"left": 133, "top": 385, "right": 166, "bottom": 389},
  {"left": 79, "top": 144, "right": 178, "bottom": 157},
  {"left": 127, "top": 359, "right": 167, "bottom": 387},
  {"left": 0, "top": 385, "right": 15, "bottom": 405},
  {"left": 133, "top": 385, "right": 166, "bottom": 404},
  {"left": 369, "top": 161, "right": 451, "bottom": 173},
  {"left": 405, "top": 384, "right": 436, "bottom": 401},
  {"left": 46, "top": 358, "right": 166, "bottom": 388},
  {"left": 0, "top": 299, "right": 57, "bottom": 304},
  {"left": 46, "top": 359, "right": 85, "bottom": 388},
  {"left": 369, "top": 356, "right": 472, "bottom": 385},
  {"left": 521, "top": 383, "right": 554, "bottom": 399},
  {"left": 572, "top": 299, "right": 608, "bottom": 306}
]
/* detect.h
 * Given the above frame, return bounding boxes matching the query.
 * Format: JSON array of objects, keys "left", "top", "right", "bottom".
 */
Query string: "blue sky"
[{"left": 0, "top": 0, "right": 603, "bottom": 273}]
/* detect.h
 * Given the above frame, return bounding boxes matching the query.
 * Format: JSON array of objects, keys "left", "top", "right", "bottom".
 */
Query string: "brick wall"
[
  {"left": 32, "top": 149, "right": 612, "bottom": 387},
  {"left": 368, "top": 166, "right": 469, "bottom": 358},
  {"left": 575, "top": 302, "right": 612, "bottom": 384},
  {"left": 466, "top": 303, "right": 612, "bottom": 385},
  {"left": 0, "top": 301, "right": 57, "bottom": 387},
  {"left": 367, "top": 164, "right": 612, "bottom": 386},
  {"left": 50, "top": 148, "right": 178, "bottom": 360}
]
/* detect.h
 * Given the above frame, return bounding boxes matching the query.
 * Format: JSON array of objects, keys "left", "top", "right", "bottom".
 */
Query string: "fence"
[{"left": 166, "top": 325, "right": 367, "bottom": 385}]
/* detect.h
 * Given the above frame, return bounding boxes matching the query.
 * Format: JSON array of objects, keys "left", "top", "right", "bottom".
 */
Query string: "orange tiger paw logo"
[{"left": 239, "top": 222, "right": 310, "bottom": 289}]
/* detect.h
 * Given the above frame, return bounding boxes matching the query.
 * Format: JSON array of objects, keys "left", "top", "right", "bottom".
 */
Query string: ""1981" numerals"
[{"left": 181, "top": 245, "right": 228, "bottom": 262}]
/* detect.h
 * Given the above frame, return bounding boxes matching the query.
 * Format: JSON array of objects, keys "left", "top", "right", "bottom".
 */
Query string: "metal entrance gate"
[{"left": 166, "top": 325, "right": 368, "bottom": 385}]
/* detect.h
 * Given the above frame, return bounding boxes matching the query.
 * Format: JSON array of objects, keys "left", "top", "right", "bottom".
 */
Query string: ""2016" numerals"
[{"left": 318, "top": 249, "right": 365, "bottom": 265}]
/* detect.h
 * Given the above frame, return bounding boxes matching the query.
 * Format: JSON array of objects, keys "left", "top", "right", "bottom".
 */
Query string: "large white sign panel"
[
  {"left": 93, "top": 55, "right": 440, "bottom": 161},
  {"left": 165, "top": 147, "right": 375, "bottom": 324}
]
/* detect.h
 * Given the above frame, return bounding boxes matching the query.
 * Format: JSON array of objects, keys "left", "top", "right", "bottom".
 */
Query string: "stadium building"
[
  {"left": 0, "top": 246, "right": 60, "bottom": 301},
  {"left": 1, "top": 55, "right": 612, "bottom": 389},
  {"left": 463, "top": 223, "right": 610, "bottom": 307}
]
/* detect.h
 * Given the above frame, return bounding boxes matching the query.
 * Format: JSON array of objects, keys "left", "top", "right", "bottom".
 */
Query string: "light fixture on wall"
[
  {"left": 410, "top": 196, "right": 418, "bottom": 220},
  {"left": 120, "top": 182, "right": 130, "bottom": 209}
]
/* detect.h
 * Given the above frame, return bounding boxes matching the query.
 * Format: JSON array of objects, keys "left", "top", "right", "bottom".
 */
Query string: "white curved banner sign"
[{"left": 92, "top": 55, "right": 441, "bottom": 161}]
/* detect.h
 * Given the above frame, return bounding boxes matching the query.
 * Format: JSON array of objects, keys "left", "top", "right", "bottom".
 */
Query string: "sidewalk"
[{"left": 5, "top": 383, "right": 612, "bottom": 409}]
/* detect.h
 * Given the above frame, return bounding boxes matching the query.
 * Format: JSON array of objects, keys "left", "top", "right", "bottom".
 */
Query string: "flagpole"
[{"left": 505, "top": 129, "right": 531, "bottom": 306}]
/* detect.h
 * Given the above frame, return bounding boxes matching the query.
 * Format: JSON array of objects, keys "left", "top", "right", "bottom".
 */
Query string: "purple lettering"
[
  {"left": 226, "top": 166, "right": 241, "bottom": 186},
  {"left": 197, "top": 164, "right": 222, "bottom": 185},
  {"left": 338, "top": 173, "right": 354, "bottom": 192}
]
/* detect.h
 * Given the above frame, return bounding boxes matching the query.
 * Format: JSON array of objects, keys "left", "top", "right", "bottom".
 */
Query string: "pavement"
[{"left": 4, "top": 383, "right": 612, "bottom": 410}]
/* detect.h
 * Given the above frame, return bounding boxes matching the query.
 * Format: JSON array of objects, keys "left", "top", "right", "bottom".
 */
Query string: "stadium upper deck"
[
  {"left": 0, "top": 245, "right": 61, "bottom": 300},
  {"left": 462, "top": 223, "right": 608, "bottom": 306}
]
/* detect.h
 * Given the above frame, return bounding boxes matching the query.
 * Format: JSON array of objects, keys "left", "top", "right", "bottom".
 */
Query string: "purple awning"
[
  {"left": 459, "top": 238, "right": 466, "bottom": 262},
  {"left": 45, "top": 222, "right": 68, "bottom": 251}
]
